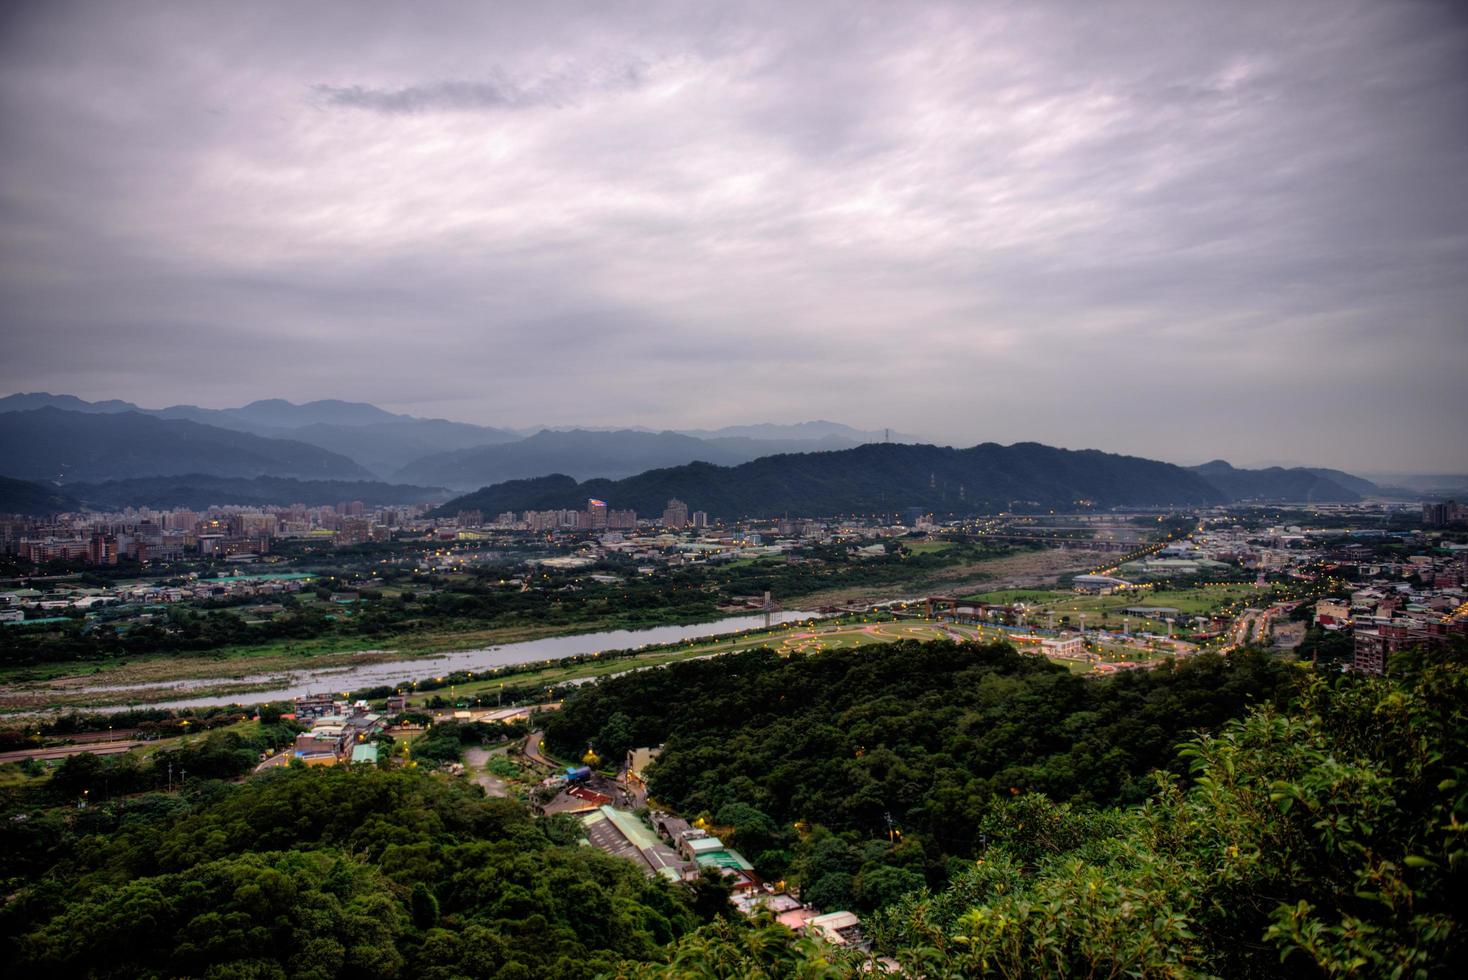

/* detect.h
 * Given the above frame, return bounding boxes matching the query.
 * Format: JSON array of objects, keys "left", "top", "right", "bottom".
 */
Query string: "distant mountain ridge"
[
  {"left": 395, "top": 428, "right": 866, "bottom": 489},
  {"left": 0, "top": 408, "right": 372, "bottom": 483},
  {"left": 0, "top": 393, "right": 520, "bottom": 476},
  {"left": 62, "top": 475, "right": 451, "bottom": 510},
  {"left": 674, "top": 420, "right": 917, "bottom": 443},
  {"left": 0, "top": 394, "right": 908, "bottom": 480},
  {"left": 1187, "top": 460, "right": 1373, "bottom": 503},
  {"left": 0, "top": 475, "right": 81, "bottom": 515},
  {"left": 436, "top": 442, "right": 1232, "bottom": 519},
  {"left": 0, "top": 395, "right": 1385, "bottom": 508}
]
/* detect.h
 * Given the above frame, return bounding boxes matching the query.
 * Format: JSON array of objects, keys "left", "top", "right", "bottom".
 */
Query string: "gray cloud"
[
  {"left": 0, "top": 0, "right": 1465, "bottom": 472},
  {"left": 311, "top": 62, "right": 647, "bottom": 113}
]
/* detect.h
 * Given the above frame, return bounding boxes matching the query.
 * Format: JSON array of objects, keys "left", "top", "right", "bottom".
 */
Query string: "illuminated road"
[{"left": 522, "top": 730, "right": 556, "bottom": 770}]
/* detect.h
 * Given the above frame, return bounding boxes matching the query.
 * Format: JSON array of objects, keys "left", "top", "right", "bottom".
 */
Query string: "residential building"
[{"left": 661, "top": 498, "right": 689, "bottom": 528}]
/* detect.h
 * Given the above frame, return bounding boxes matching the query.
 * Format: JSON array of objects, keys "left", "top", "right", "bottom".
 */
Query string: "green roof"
[{"left": 693, "top": 849, "right": 754, "bottom": 872}]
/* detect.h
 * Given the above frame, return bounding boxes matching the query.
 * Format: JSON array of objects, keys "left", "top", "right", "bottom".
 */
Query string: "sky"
[{"left": 1, "top": 0, "right": 1465, "bottom": 473}]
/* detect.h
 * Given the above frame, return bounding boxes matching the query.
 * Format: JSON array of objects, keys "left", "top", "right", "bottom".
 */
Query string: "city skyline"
[{"left": 2, "top": 1, "right": 1465, "bottom": 472}]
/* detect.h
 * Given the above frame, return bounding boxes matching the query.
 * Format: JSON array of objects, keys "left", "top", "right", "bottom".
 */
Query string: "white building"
[{"left": 1041, "top": 634, "right": 1086, "bottom": 657}]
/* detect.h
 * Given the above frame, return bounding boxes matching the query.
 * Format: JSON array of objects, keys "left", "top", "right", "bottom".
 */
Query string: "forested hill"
[
  {"left": 63, "top": 474, "right": 451, "bottom": 510},
  {"left": 436, "top": 441, "right": 1229, "bottom": 518},
  {"left": 545, "top": 642, "right": 1292, "bottom": 882},
  {"left": 546, "top": 641, "right": 1466, "bottom": 977},
  {"left": 0, "top": 475, "right": 80, "bottom": 515},
  {"left": 1, "top": 766, "right": 707, "bottom": 978},
  {"left": 1188, "top": 459, "right": 1367, "bottom": 502}
]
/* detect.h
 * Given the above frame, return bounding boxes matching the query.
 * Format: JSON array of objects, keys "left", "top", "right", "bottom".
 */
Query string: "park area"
[
  {"left": 960, "top": 582, "right": 1278, "bottom": 636},
  {"left": 546, "top": 616, "right": 1147, "bottom": 682}
]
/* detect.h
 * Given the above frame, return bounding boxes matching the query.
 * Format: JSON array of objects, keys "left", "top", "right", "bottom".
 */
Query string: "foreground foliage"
[
  {"left": 2, "top": 643, "right": 1460, "bottom": 978},
  {"left": 0, "top": 768, "right": 700, "bottom": 979},
  {"left": 870, "top": 650, "right": 1467, "bottom": 977},
  {"left": 547, "top": 640, "right": 1289, "bottom": 898}
]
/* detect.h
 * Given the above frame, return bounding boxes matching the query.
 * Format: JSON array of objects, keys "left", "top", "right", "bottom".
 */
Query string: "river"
[{"left": 84, "top": 609, "right": 827, "bottom": 712}]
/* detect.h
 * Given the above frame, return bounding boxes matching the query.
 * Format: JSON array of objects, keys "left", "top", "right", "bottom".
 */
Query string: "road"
[
  {"left": 0, "top": 740, "right": 147, "bottom": 764},
  {"left": 522, "top": 730, "right": 557, "bottom": 770},
  {"left": 1221, "top": 605, "right": 1289, "bottom": 653},
  {"left": 462, "top": 745, "right": 510, "bottom": 797}
]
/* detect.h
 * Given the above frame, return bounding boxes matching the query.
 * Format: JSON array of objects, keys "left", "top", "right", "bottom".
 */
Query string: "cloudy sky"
[{"left": 1, "top": 0, "right": 1464, "bottom": 472}]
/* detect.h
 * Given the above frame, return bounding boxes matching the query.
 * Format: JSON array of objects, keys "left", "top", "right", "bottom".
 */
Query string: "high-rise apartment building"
[{"left": 661, "top": 498, "right": 689, "bottom": 528}]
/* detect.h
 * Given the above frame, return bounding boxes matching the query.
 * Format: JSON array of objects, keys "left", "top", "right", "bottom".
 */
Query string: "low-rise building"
[
  {"left": 625, "top": 746, "right": 662, "bottom": 788},
  {"left": 1041, "top": 634, "right": 1085, "bottom": 657}
]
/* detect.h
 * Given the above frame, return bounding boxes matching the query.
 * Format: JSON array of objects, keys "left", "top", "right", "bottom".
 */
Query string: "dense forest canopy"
[
  {"left": 0, "top": 767, "right": 703, "bottom": 979},
  {"left": 435, "top": 441, "right": 1231, "bottom": 519},
  {"left": 545, "top": 642, "right": 1293, "bottom": 898},
  {"left": 864, "top": 648, "right": 1468, "bottom": 977},
  {"left": 3, "top": 641, "right": 1462, "bottom": 978}
]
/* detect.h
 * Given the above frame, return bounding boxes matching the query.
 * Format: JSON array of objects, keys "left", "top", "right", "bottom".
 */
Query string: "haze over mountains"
[
  {"left": 0, "top": 408, "right": 372, "bottom": 483},
  {"left": 0, "top": 392, "right": 519, "bottom": 476},
  {"left": 0, "top": 392, "right": 1402, "bottom": 515},
  {"left": 0, "top": 393, "right": 897, "bottom": 484},
  {"left": 396, "top": 428, "right": 870, "bottom": 488}
]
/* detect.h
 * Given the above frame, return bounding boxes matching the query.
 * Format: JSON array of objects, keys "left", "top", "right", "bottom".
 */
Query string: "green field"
[
  {"left": 901, "top": 540, "right": 960, "bottom": 555},
  {"left": 963, "top": 583, "right": 1273, "bottom": 625}
]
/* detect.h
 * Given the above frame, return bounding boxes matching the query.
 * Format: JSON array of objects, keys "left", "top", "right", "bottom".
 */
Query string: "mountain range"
[
  {"left": 1186, "top": 460, "right": 1371, "bottom": 504},
  {"left": 0, "top": 392, "right": 1392, "bottom": 515},
  {"left": 0, "top": 475, "right": 82, "bottom": 516},
  {"left": 394, "top": 428, "right": 868, "bottom": 488},
  {"left": 0, "top": 408, "right": 373, "bottom": 483},
  {"left": 0, "top": 473, "right": 448, "bottom": 515},
  {"left": 0, "top": 393, "right": 890, "bottom": 481},
  {"left": 436, "top": 441, "right": 1371, "bottom": 520},
  {"left": 0, "top": 393, "right": 519, "bottom": 476},
  {"left": 58, "top": 475, "right": 451, "bottom": 511}
]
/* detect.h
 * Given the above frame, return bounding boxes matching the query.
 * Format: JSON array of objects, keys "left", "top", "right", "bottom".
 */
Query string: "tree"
[
  {"left": 855, "top": 865, "right": 924, "bottom": 912},
  {"left": 870, "top": 653, "right": 1468, "bottom": 977},
  {"left": 411, "top": 882, "right": 440, "bottom": 929},
  {"left": 596, "top": 711, "right": 635, "bottom": 766},
  {"left": 52, "top": 751, "right": 103, "bottom": 799},
  {"left": 686, "top": 866, "right": 734, "bottom": 921},
  {"left": 714, "top": 802, "right": 780, "bottom": 863}
]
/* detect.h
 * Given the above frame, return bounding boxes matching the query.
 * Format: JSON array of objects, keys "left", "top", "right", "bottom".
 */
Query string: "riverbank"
[
  {"left": 0, "top": 609, "right": 824, "bottom": 714},
  {"left": 0, "top": 545, "right": 1114, "bottom": 715}
]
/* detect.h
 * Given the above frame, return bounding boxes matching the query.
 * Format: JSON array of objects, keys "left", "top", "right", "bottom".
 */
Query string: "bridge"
[{"left": 962, "top": 533, "right": 1139, "bottom": 552}]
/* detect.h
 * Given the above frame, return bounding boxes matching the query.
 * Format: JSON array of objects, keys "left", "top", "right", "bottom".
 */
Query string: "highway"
[{"left": 0, "top": 740, "right": 147, "bottom": 764}]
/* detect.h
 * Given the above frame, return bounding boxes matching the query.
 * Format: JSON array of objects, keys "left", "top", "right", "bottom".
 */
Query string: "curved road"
[{"left": 522, "top": 730, "right": 556, "bottom": 770}]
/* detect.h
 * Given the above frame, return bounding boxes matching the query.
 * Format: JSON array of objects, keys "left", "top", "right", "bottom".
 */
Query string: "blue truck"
[{"left": 565, "top": 765, "right": 592, "bottom": 783}]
